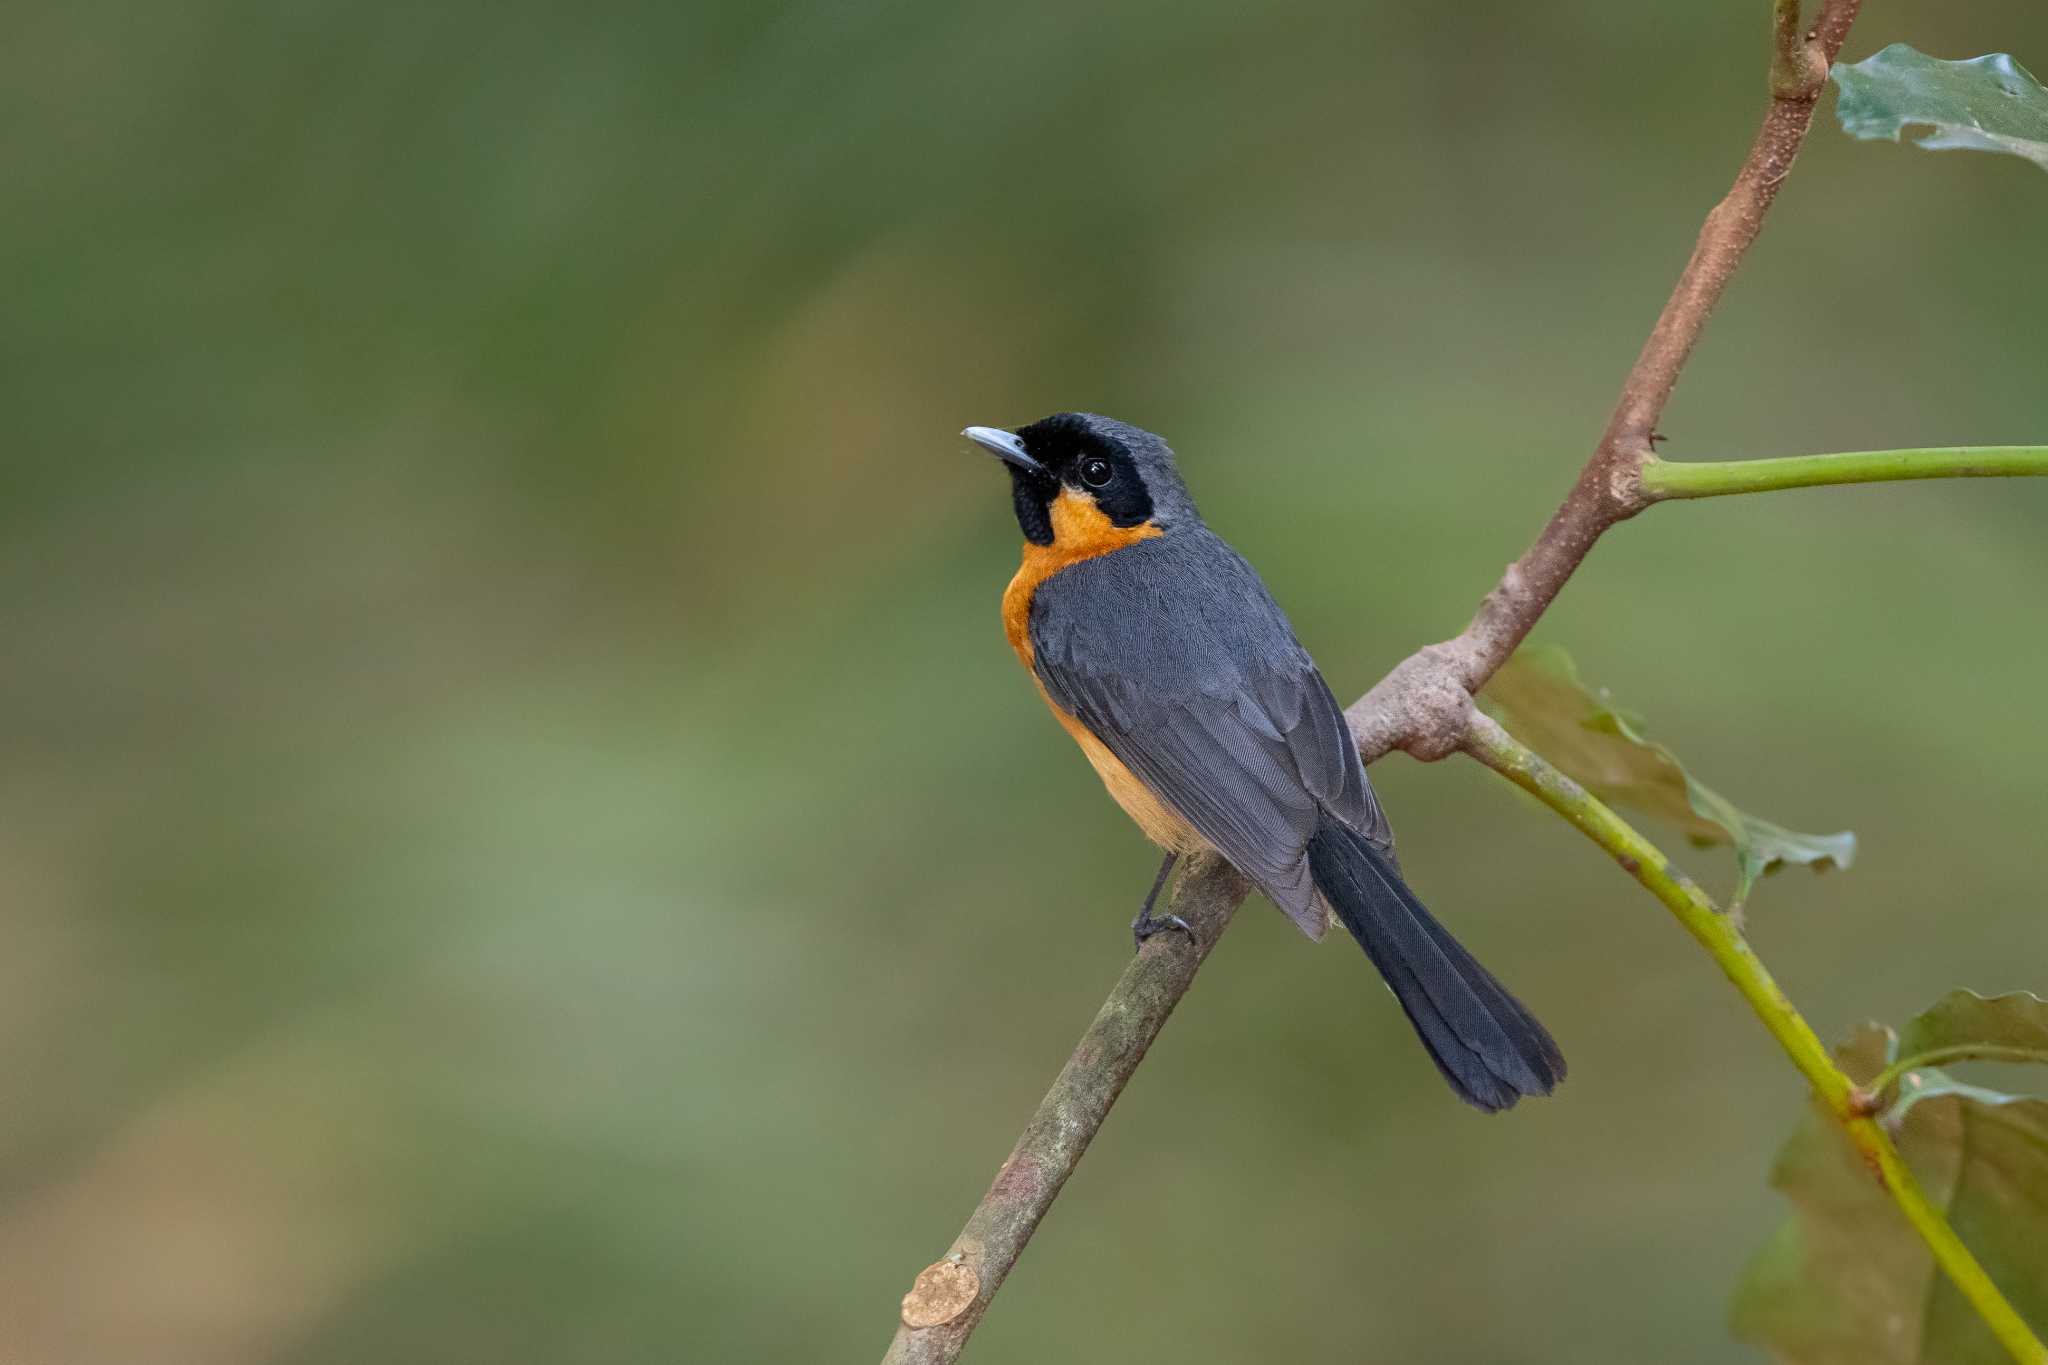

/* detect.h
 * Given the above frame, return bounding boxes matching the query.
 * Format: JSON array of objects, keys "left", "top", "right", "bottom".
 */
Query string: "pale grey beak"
[{"left": 962, "top": 425, "right": 1045, "bottom": 476}]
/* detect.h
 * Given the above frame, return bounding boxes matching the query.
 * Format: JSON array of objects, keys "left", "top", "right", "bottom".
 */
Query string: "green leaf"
[
  {"left": 1881, "top": 992, "right": 2048, "bottom": 1121},
  {"left": 1732, "top": 1011, "right": 2048, "bottom": 1364},
  {"left": 1832, "top": 44, "right": 2048, "bottom": 173},
  {"left": 1898, "top": 990, "right": 2048, "bottom": 1066},
  {"left": 1479, "top": 645, "right": 1854, "bottom": 907}
]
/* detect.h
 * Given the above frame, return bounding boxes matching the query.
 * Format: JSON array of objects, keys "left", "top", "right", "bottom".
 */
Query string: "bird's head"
[{"left": 963, "top": 412, "right": 1198, "bottom": 548}]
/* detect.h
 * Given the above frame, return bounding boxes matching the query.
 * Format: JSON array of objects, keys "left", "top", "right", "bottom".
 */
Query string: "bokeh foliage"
[{"left": 4, "top": 2, "right": 2046, "bottom": 1362}]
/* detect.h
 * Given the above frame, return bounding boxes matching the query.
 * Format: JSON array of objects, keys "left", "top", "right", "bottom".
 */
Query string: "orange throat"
[{"left": 1000, "top": 488, "right": 1162, "bottom": 667}]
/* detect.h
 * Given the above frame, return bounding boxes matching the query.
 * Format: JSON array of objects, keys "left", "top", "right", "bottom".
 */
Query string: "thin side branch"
[
  {"left": 1641, "top": 446, "right": 2048, "bottom": 499},
  {"left": 1460, "top": 714, "right": 2048, "bottom": 1365},
  {"left": 1771, "top": 0, "right": 1810, "bottom": 96},
  {"left": 881, "top": 857, "right": 1248, "bottom": 1365}
]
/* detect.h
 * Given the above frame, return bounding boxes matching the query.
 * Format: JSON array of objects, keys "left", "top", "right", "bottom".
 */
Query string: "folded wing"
[{"left": 1029, "top": 532, "right": 1391, "bottom": 935}]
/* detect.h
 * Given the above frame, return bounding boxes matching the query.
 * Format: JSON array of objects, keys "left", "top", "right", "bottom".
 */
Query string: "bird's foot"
[{"left": 1130, "top": 908, "right": 1194, "bottom": 952}]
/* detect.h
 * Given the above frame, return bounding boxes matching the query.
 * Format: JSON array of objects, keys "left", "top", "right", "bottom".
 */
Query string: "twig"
[
  {"left": 1771, "top": 0, "right": 1809, "bottom": 96},
  {"left": 884, "top": 4, "right": 1873, "bottom": 1357},
  {"left": 880, "top": 857, "right": 1248, "bottom": 1365},
  {"left": 1460, "top": 714, "right": 2048, "bottom": 1365},
  {"left": 1641, "top": 445, "right": 2048, "bottom": 499}
]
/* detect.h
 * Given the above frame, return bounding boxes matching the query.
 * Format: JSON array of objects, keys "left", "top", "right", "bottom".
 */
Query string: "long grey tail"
[{"left": 1307, "top": 819, "right": 1565, "bottom": 1112}]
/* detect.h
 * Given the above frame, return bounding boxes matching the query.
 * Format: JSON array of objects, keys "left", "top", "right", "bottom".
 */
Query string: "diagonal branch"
[
  {"left": 882, "top": 4, "right": 1865, "bottom": 1358},
  {"left": 880, "top": 858, "right": 1248, "bottom": 1365},
  {"left": 1348, "top": 0, "right": 1864, "bottom": 765}
]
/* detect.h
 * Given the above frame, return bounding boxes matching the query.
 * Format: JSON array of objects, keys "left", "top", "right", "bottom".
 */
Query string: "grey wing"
[
  {"left": 1286, "top": 664, "right": 1395, "bottom": 856},
  {"left": 1030, "top": 533, "right": 1392, "bottom": 936}
]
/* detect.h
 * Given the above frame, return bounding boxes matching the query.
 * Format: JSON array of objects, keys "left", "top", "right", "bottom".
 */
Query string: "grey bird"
[{"left": 965, "top": 412, "right": 1565, "bottom": 1111}]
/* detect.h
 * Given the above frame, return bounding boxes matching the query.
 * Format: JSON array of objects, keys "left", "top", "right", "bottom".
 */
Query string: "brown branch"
[
  {"left": 880, "top": 857, "right": 1247, "bottom": 1365},
  {"left": 1348, "top": 0, "right": 1862, "bottom": 764},
  {"left": 882, "top": 3, "right": 1862, "bottom": 1358}
]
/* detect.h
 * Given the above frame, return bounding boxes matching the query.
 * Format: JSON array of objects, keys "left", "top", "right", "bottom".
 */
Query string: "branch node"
[
  {"left": 1347, "top": 647, "right": 1476, "bottom": 764},
  {"left": 1606, "top": 450, "right": 1655, "bottom": 516},
  {"left": 1771, "top": 42, "right": 1831, "bottom": 100}
]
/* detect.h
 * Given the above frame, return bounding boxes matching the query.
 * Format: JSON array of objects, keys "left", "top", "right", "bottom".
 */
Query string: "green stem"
[
  {"left": 1462, "top": 713, "right": 2048, "bottom": 1365},
  {"left": 1640, "top": 446, "right": 2048, "bottom": 500},
  {"left": 1870, "top": 1044, "right": 2048, "bottom": 1101}
]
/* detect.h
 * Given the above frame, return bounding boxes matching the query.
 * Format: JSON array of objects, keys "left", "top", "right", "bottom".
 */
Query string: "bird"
[{"left": 962, "top": 412, "right": 1564, "bottom": 1112}]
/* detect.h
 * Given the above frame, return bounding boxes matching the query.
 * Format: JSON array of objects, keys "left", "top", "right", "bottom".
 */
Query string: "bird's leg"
[{"left": 1130, "top": 852, "right": 1192, "bottom": 950}]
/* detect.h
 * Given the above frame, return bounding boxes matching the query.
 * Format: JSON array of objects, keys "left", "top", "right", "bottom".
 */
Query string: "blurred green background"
[{"left": 6, "top": 2, "right": 2046, "bottom": 1361}]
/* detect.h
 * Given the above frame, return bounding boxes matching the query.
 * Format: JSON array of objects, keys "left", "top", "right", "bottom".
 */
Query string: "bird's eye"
[{"left": 1079, "top": 457, "right": 1114, "bottom": 489}]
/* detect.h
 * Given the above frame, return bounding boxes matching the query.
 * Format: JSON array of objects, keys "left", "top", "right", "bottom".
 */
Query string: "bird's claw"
[{"left": 1131, "top": 910, "right": 1195, "bottom": 952}]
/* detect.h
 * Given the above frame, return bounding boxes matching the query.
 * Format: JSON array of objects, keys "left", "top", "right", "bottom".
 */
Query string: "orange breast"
[
  {"left": 1000, "top": 490, "right": 1201, "bottom": 852},
  {"left": 1001, "top": 488, "right": 1163, "bottom": 668},
  {"left": 1044, "top": 689, "right": 1209, "bottom": 853}
]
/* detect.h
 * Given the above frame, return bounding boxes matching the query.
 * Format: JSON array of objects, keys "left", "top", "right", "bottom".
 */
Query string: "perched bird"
[{"left": 963, "top": 413, "right": 1564, "bottom": 1111}]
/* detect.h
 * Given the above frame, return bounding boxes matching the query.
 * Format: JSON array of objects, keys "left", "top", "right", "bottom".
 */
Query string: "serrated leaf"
[
  {"left": 1833, "top": 44, "right": 2048, "bottom": 173},
  {"left": 1479, "top": 645, "right": 1854, "bottom": 907},
  {"left": 1732, "top": 1014, "right": 2048, "bottom": 1364}
]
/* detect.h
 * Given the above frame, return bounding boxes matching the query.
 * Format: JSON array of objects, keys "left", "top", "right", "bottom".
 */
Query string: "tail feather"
[{"left": 1307, "top": 820, "right": 1564, "bottom": 1112}]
